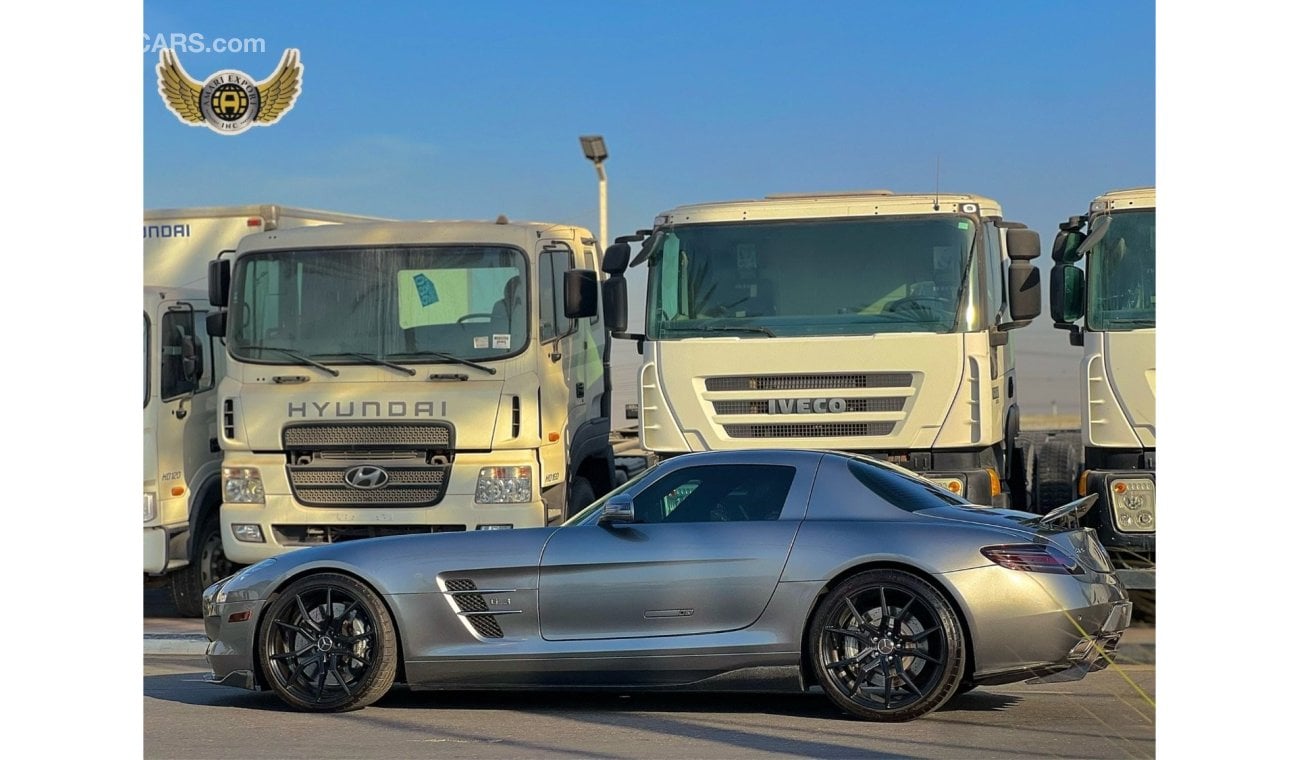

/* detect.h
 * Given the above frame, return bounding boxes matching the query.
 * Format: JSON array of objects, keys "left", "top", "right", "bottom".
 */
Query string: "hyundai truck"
[
  {"left": 144, "top": 205, "right": 383, "bottom": 615},
  {"left": 206, "top": 218, "right": 619, "bottom": 564}
]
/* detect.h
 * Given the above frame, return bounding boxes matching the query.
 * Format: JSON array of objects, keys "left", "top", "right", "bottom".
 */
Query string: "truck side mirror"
[
  {"left": 1006, "top": 261, "right": 1042, "bottom": 323},
  {"left": 1052, "top": 216, "right": 1087, "bottom": 263},
  {"left": 206, "top": 311, "right": 227, "bottom": 338},
  {"left": 1050, "top": 264, "right": 1085, "bottom": 325},
  {"left": 208, "top": 259, "right": 231, "bottom": 307},
  {"left": 602, "top": 242, "right": 631, "bottom": 275},
  {"left": 602, "top": 276, "right": 628, "bottom": 334},
  {"left": 563, "top": 270, "right": 599, "bottom": 319},
  {"left": 1006, "top": 228, "right": 1041, "bottom": 260}
]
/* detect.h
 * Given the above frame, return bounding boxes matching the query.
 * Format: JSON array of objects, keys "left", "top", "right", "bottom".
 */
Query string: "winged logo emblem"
[{"left": 157, "top": 48, "right": 303, "bottom": 135}]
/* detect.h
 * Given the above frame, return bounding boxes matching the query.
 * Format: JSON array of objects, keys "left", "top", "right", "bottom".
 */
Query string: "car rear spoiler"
[{"left": 1032, "top": 494, "right": 1098, "bottom": 528}]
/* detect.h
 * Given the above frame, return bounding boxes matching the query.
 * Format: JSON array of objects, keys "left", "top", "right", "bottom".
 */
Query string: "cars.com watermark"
[{"left": 144, "top": 33, "right": 266, "bottom": 55}]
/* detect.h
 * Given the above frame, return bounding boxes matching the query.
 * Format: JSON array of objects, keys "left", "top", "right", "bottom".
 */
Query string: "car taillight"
[{"left": 981, "top": 544, "right": 1083, "bottom": 575}]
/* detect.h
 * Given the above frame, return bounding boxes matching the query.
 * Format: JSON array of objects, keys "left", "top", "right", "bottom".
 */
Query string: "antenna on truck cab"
[{"left": 933, "top": 155, "right": 941, "bottom": 211}]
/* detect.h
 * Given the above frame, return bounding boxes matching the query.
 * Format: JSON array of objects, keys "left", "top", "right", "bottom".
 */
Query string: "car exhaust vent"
[
  {"left": 706, "top": 373, "right": 913, "bottom": 391},
  {"left": 712, "top": 397, "right": 907, "bottom": 415},
  {"left": 222, "top": 398, "right": 236, "bottom": 439},
  {"left": 445, "top": 579, "right": 504, "bottom": 638},
  {"left": 723, "top": 422, "right": 896, "bottom": 438}
]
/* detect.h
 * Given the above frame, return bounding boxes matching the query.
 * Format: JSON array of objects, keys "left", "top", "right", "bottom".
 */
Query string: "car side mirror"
[
  {"left": 208, "top": 258, "right": 231, "bottom": 307},
  {"left": 598, "top": 495, "right": 635, "bottom": 526},
  {"left": 1050, "top": 263, "right": 1085, "bottom": 325}
]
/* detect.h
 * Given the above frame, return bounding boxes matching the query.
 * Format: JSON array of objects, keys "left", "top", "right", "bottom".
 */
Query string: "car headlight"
[
  {"left": 143, "top": 491, "right": 158, "bottom": 523},
  {"left": 475, "top": 466, "right": 532, "bottom": 503},
  {"left": 223, "top": 466, "right": 265, "bottom": 504},
  {"left": 1110, "top": 477, "right": 1155, "bottom": 533}
]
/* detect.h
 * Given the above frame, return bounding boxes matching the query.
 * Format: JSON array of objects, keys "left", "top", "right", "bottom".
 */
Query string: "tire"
[
  {"left": 808, "top": 570, "right": 966, "bottom": 722},
  {"left": 1009, "top": 438, "right": 1033, "bottom": 512},
  {"left": 1033, "top": 439, "right": 1079, "bottom": 512},
  {"left": 170, "top": 517, "right": 237, "bottom": 618},
  {"left": 258, "top": 573, "right": 398, "bottom": 712},
  {"left": 566, "top": 476, "right": 596, "bottom": 520}
]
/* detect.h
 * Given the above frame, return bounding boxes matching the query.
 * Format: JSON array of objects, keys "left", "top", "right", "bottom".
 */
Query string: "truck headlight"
[
  {"left": 223, "top": 466, "right": 265, "bottom": 504},
  {"left": 475, "top": 466, "right": 532, "bottom": 503},
  {"left": 143, "top": 491, "right": 158, "bottom": 523},
  {"left": 1110, "top": 477, "right": 1155, "bottom": 533}
]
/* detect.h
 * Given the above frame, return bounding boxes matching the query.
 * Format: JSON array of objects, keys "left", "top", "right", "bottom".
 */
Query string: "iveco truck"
[
  {"left": 144, "top": 205, "right": 383, "bottom": 616},
  {"left": 206, "top": 219, "right": 618, "bottom": 564},
  {"left": 602, "top": 191, "right": 1043, "bottom": 506},
  {"left": 1042, "top": 187, "right": 1155, "bottom": 592}
]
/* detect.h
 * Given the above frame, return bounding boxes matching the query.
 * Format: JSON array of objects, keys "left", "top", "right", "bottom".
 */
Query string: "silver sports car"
[{"left": 203, "top": 448, "right": 1131, "bottom": 722}]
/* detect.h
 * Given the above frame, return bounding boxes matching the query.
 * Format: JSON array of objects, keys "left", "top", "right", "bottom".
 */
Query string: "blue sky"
[{"left": 143, "top": 1, "right": 1154, "bottom": 246}]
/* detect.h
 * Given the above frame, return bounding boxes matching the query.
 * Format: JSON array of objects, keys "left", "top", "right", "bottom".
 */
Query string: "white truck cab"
[
  {"left": 207, "top": 219, "right": 617, "bottom": 564},
  {"left": 1045, "top": 187, "right": 1156, "bottom": 591},
  {"left": 602, "top": 191, "right": 1043, "bottom": 505}
]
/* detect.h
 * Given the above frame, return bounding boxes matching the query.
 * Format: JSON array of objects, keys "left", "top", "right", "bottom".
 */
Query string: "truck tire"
[
  {"left": 1009, "top": 438, "right": 1033, "bottom": 512},
  {"left": 566, "top": 476, "right": 596, "bottom": 521},
  {"left": 169, "top": 517, "right": 236, "bottom": 618},
  {"left": 1033, "top": 439, "right": 1079, "bottom": 513}
]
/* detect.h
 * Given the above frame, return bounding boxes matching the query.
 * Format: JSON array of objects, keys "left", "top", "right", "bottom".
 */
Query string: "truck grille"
[
  {"left": 706, "top": 373, "right": 913, "bottom": 391},
  {"left": 283, "top": 422, "right": 452, "bottom": 449},
  {"left": 723, "top": 422, "right": 896, "bottom": 438},
  {"left": 271, "top": 524, "right": 465, "bottom": 545},
  {"left": 286, "top": 466, "right": 449, "bottom": 506},
  {"left": 713, "top": 398, "right": 906, "bottom": 415}
]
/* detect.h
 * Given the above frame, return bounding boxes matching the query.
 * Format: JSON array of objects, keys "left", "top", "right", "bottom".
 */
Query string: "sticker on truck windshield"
[
  {"left": 157, "top": 48, "right": 303, "bottom": 135},
  {"left": 492, "top": 334, "right": 511, "bottom": 349},
  {"left": 473, "top": 336, "right": 489, "bottom": 349}
]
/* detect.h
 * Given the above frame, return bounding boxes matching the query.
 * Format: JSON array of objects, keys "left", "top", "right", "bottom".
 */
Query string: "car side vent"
[
  {"left": 222, "top": 398, "right": 236, "bottom": 439},
  {"left": 444, "top": 578, "right": 504, "bottom": 638}
]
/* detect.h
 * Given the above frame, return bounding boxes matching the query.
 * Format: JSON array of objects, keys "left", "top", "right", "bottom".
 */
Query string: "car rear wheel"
[
  {"left": 258, "top": 573, "right": 398, "bottom": 712},
  {"left": 809, "top": 570, "right": 965, "bottom": 721}
]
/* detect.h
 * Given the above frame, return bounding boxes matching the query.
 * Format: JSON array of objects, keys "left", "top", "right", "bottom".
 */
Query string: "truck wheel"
[
  {"left": 169, "top": 517, "right": 237, "bottom": 617},
  {"left": 1033, "top": 440, "right": 1079, "bottom": 512},
  {"left": 1009, "top": 438, "right": 1033, "bottom": 512},
  {"left": 566, "top": 476, "right": 596, "bottom": 520}
]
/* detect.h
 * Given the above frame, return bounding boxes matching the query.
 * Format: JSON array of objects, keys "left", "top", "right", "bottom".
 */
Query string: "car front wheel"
[
  {"left": 809, "top": 569, "right": 966, "bottom": 721},
  {"left": 257, "top": 572, "right": 398, "bottom": 712}
]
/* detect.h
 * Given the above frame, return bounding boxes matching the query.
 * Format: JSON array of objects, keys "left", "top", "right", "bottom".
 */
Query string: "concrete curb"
[{"left": 144, "top": 634, "right": 208, "bottom": 655}]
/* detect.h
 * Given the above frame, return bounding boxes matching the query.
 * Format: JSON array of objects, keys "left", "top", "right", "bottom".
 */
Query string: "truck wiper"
[
  {"left": 668, "top": 324, "right": 775, "bottom": 337},
  {"left": 424, "top": 351, "right": 497, "bottom": 375},
  {"left": 237, "top": 345, "right": 340, "bottom": 377},
  {"left": 337, "top": 352, "right": 417, "bottom": 376}
]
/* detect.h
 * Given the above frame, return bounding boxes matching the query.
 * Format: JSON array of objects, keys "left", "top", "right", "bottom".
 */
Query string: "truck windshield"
[
  {"left": 227, "top": 246, "right": 528, "bottom": 364},
  {"left": 1087, "top": 210, "right": 1155, "bottom": 330},
  {"left": 645, "top": 216, "right": 978, "bottom": 338}
]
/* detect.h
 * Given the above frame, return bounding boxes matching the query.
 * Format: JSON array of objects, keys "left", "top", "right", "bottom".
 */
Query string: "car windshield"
[
  {"left": 1086, "top": 210, "right": 1155, "bottom": 330},
  {"left": 645, "top": 216, "right": 979, "bottom": 338},
  {"left": 227, "top": 246, "right": 528, "bottom": 364}
]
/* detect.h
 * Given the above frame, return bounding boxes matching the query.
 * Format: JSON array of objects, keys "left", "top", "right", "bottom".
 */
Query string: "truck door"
[
  {"left": 157, "top": 303, "right": 219, "bottom": 508},
  {"left": 536, "top": 242, "right": 580, "bottom": 491}
]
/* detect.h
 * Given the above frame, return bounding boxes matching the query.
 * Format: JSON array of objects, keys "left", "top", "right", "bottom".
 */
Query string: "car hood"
[{"left": 219, "top": 527, "right": 560, "bottom": 602}]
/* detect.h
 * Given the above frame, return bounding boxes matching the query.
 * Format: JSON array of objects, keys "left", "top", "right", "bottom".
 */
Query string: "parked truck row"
[{"left": 145, "top": 187, "right": 1155, "bottom": 617}]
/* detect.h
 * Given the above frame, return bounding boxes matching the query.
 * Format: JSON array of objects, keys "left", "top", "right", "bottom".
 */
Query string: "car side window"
[{"left": 633, "top": 465, "right": 796, "bottom": 524}]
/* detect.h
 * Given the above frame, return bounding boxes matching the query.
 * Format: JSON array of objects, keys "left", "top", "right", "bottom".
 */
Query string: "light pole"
[{"left": 579, "top": 135, "right": 608, "bottom": 252}]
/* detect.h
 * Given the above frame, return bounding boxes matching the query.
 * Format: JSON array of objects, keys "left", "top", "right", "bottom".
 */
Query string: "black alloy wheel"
[
  {"left": 258, "top": 573, "right": 397, "bottom": 712},
  {"left": 810, "top": 570, "right": 965, "bottom": 722}
]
